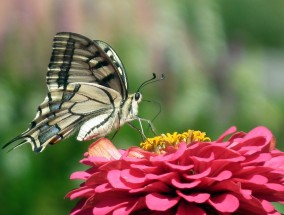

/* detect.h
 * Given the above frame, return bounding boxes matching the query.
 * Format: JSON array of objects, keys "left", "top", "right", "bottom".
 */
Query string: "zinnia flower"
[{"left": 66, "top": 127, "right": 284, "bottom": 215}]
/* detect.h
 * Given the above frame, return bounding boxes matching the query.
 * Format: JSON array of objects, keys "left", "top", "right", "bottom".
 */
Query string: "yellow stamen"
[{"left": 140, "top": 129, "right": 211, "bottom": 153}]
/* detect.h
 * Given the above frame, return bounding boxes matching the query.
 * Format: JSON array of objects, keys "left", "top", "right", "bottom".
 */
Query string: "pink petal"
[
  {"left": 94, "top": 183, "right": 112, "bottom": 193},
  {"left": 245, "top": 126, "right": 273, "bottom": 143},
  {"left": 70, "top": 199, "right": 92, "bottom": 215},
  {"left": 130, "top": 163, "right": 160, "bottom": 173},
  {"left": 183, "top": 167, "right": 211, "bottom": 179},
  {"left": 147, "top": 172, "right": 179, "bottom": 183},
  {"left": 70, "top": 171, "right": 91, "bottom": 180},
  {"left": 177, "top": 191, "right": 210, "bottom": 203},
  {"left": 208, "top": 193, "right": 239, "bottom": 212},
  {"left": 171, "top": 178, "right": 201, "bottom": 189},
  {"left": 145, "top": 193, "right": 180, "bottom": 211},
  {"left": 113, "top": 206, "right": 130, "bottom": 215},
  {"left": 239, "top": 126, "right": 274, "bottom": 151},
  {"left": 198, "top": 145, "right": 243, "bottom": 162},
  {"left": 126, "top": 147, "right": 148, "bottom": 158},
  {"left": 264, "top": 155, "right": 284, "bottom": 168},
  {"left": 99, "top": 159, "right": 127, "bottom": 171},
  {"left": 66, "top": 187, "right": 94, "bottom": 200},
  {"left": 211, "top": 170, "right": 232, "bottom": 181},
  {"left": 266, "top": 183, "right": 284, "bottom": 192},
  {"left": 91, "top": 192, "right": 135, "bottom": 214},
  {"left": 88, "top": 138, "right": 122, "bottom": 160},
  {"left": 113, "top": 169, "right": 150, "bottom": 188},
  {"left": 130, "top": 181, "right": 171, "bottom": 193},
  {"left": 164, "top": 161, "right": 194, "bottom": 171},
  {"left": 235, "top": 195, "right": 270, "bottom": 214},
  {"left": 93, "top": 202, "right": 127, "bottom": 214},
  {"left": 85, "top": 172, "right": 108, "bottom": 186},
  {"left": 243, "top": 153, "right": 272, "bottom": 165},
  {"left": 122, "top": 156, "right": 151, "bottom": 166},
  {"left": 120, "top": 169, "right": 146, "bottom": 184},
  {"left": 237, "top": 166, "right": 274, "bottom": 178},
  {"left": 177, "top": 201, "right": 206, "bottom": 215},
  {"left": 191, "top": 151, "right": 214, "bottom": 162},
  {"left": 86, "top": 156, "right": 111, "bottom": 165},
  {"left": 239, "top": 137, "right": 267, "bottom": 149},
  {"left": 210, "top": 180, "right": 244, "bottom": 195},
  {"left": 107, "top": 170, "right": 130, "bottom": 189},
  {"left": 215, "top": 126, "right": 237, "bottom": 142},
  {"left": 247, "top": 174, "right": 268, "bottom": 184},
  {"left": 112, "top": 197, "right": 146, "bottom": 215},
  {"left": 228, "top": 131, "right": 246, "bottom": 141},
  {"left": 261, "top": 200, "right": 277, "bottom": 213},
  {"left": 151, "top": 142, "right": 187, "bottom": 162}
]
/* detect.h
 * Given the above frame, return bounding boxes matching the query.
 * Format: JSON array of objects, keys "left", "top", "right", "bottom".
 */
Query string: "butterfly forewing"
[{"left": 47, "top": 32, "right": 128, "bottom": 100}]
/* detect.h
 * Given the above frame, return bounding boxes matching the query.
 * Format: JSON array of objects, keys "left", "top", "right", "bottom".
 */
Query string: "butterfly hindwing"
[{"left": 3, "top": 83, "right": 122, "bottom": 152}]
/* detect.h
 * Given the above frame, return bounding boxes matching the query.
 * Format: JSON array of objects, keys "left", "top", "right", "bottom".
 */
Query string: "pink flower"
[{"left": 66, "top": 127, "right": 284, "bottom": 215}]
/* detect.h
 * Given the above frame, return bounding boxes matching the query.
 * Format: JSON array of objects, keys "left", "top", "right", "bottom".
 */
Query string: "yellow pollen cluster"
[{"left": 140, "top": 130, "right": 211, "bottom": 153}]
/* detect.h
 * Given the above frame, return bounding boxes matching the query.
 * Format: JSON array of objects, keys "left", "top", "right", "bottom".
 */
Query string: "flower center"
[{"left": 140, "top": 129, "right": 211, "bottom": 153}]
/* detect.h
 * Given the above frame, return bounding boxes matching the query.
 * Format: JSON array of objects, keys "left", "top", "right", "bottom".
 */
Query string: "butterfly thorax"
[{"left": 119, "top": 92, "right": 142, "bottom": 124}]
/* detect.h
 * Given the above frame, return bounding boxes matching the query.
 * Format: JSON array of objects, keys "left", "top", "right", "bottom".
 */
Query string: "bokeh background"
[{"left": 1, "top": 0, "right": 284, "bottom": 214}]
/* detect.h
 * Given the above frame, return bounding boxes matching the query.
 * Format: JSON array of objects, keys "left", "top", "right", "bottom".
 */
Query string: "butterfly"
[{"left": 3, "top": 32, "right": 160, "bottom": 152}]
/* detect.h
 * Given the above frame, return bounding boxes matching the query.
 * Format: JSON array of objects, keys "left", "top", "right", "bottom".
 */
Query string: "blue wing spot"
[{"left": 38, "top": 125, "right": 60, "bottom": 145}]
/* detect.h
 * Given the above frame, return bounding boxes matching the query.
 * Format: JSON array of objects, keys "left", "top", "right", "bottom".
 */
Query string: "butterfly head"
[{"left": 134, "top": 92, "right": 142, "bottom": 103}]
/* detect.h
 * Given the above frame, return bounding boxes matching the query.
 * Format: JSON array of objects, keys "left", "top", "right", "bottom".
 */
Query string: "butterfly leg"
[
  {"left": 127, "top": 122, "right": 147, "bottom": 141},
  {"left": 127, "top": 117, "right": 156, "bottom": 141},
  {"left": 137, "top": 117, "right": 156, "bottom": 136},
  {"left": 110, "top": 127, "right": 120, "bottom": 140}
]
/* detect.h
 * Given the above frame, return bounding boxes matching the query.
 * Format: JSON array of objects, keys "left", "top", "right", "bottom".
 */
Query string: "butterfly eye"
[{"left": 134, "top": 92, "right": 141, "bottom": 101}]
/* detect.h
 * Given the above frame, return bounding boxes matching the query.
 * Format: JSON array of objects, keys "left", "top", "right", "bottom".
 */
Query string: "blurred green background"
[{"left": 1, "top": 0, "right": 284, "bottom": 214}]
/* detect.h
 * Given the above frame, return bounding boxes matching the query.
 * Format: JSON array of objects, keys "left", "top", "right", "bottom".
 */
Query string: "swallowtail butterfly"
[{"left": 3, "top": 32, "right": 157, "bottom": 152}]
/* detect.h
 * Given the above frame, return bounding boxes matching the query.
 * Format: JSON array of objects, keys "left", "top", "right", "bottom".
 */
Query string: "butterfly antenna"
[{"left": 137, "top": 73, "right": 165, "bottom": 92}]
